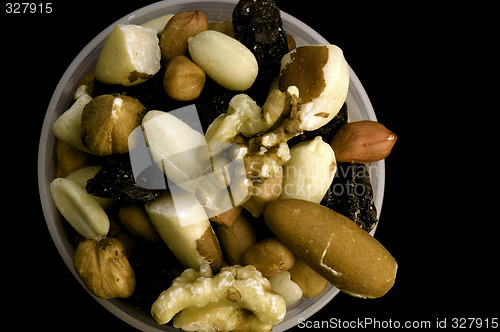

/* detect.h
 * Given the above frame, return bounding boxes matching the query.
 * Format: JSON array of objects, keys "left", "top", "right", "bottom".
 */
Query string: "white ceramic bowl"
[{"left": 38, "top": 0, "right": 384, "bottom": 330}]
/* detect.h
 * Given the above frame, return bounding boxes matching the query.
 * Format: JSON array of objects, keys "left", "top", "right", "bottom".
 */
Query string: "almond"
[
  {"left": 160, "top": 9, "right": 208, "bottom": 61},
  {"left": 330, "top": 121, "right": 397, "bottom": 163}
]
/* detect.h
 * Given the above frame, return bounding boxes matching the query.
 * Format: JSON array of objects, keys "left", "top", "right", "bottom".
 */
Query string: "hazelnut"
[
  {"left": 163, "top": 55, "right": 206, "bottom": 101},
  {"left": 74, "top": 237, "right": 136, "bottom": 299},
  {"left": 242, "top": 237, "right": 295, "bottom": 277},
  {"left": 81, "top": 94, "right": 146, "bottom": 156}
]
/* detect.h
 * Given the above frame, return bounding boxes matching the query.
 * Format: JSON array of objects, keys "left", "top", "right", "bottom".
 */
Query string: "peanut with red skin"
[{"left": 330, "top": 120, "right": 397, "bottom": 163}]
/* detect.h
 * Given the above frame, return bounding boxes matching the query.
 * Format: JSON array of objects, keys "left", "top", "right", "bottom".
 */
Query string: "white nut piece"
[
  {"left": 188, "top": 30, "right": 258, "bottom": 91},
  {"left": 50, "top": 178, "right": 109, "bottom": 241},
  {"left": 267, "top": 270, "right": 303, "bottom": 306},
  {"left": 173, "top": 302, "right": 273, "bottom": 332},
  {"left": 96, "top": 24, "right": 161, "bottom": 86},
  {"left": 52, "top": 94, "right": 92, "bottom": 153},
  {"left": 145, "top": 191, "right": 223, "bottom": 272},
  {"left": 151, "top": 265, "right": 286, "bottom": 326},
  {"left": 141, "top": 110, "right": 210, "bottom": 186},
  {"left": 66, "top": 166, "right": 117, "bottom": 209},
  {"left": 280, "top": 45, "right": 349, "bottom": 131},
  {"left": 141, "top": 14, "right": 174, "bottom": 35},
  {"left": 280, "top": 136, "right": 336, "bottom": 203},
  {"left": 172, "top": 302, "right": 246, "bottom": 332},
  {"left": 205, "top": 94, "right": 269, "bottom": 144}
]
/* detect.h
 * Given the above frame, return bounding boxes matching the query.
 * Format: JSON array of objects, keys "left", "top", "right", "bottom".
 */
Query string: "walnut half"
[{"left": 74, "top": 237, "right": 135, "bottom": 299}]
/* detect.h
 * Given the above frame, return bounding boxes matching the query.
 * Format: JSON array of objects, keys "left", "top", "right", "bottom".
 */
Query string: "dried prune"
[
  {"left": 321, "top": 162, "right": 378, "bottom": 232},
  {"left": 86, "top": 155, "right": 165, "bottom": 202},
  {"left": 233, "top": 0, "right": 289, "bottom": 98}
]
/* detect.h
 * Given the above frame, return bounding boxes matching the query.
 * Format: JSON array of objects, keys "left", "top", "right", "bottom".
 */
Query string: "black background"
[{"left": 3, "top": 0, "right": 495, "bottom": 330}]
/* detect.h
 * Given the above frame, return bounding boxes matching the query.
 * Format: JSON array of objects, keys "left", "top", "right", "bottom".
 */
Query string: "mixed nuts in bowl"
[{"left": 38, "top": 0, "right": 397, "bottom": 331}]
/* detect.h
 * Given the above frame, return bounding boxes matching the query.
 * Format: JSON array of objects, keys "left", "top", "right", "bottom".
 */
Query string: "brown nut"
[
  {"left": 56, "top": 140, "right": 90, "bottom": 177},
  {"left": 215, "top": 213, "right": 256, "bottom": 265},
  {"left": 286, "top": 33, "right": 296, "bottom": 51},
  {"left": 73, "top": 70, "right": 95, "bottom": 99},
  {"left": 242, "top": 237, "right": 295, "bottom": 277},
  {"left": 264, "top": 199, "right": 397, "bottom": 298},
  {"left": 330, "top": 120, "right": 397, "bottom": 163},
  {"left": 160, "top": 9, "right": 208, "bottom": 61},
  {"left": 163, "top": 55, "right": 206, "bottom": 101},
  {"left": 118, "top": 204, "right": 160, "bottom": 243},
  {"left": 288, "top": 258, "right": 328, "bottom": 298},
  {"left": 81, "top": 94, "right": 146, "bottom": 156},
  {"left": 209, "top": 206, "right": 243, "bottom": 227},
  {"left": 207, "top": 21, "right": 235, "bottom": 38},
  {"left": 242, "top": 167, "right": 282, "bottom": 217},
  {"left": 74, "top": 237, "right": 136, "bottom": 299}
]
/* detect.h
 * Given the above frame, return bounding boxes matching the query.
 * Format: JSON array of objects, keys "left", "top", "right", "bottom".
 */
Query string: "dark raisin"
[
  {"left": 233, "top": 0, "right": 289, "bottom": 104},
  {"left": 288, "top": 102, "right": 348, "bottom": 147},
  {"left": 86, "top": 154, "right": 165, "bottom": 202},
  {"left": 321, "top": 162, "right": 378, "bottom": 232}
]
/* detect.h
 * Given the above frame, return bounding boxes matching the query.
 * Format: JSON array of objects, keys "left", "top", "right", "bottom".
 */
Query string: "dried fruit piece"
[
  {"left": 233, "top": 0, "right": 289, "bottom": 81},
  {"left": 86, "top": 155, "right": 164, "bottom": 202},
  {"left": 321, "top": 162, "right": 378, "bottom": 232}
]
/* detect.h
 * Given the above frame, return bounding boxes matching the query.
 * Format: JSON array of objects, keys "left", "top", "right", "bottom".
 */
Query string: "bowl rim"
[{"left": 38, "top": 0, "right": 384, "bottom": 331}]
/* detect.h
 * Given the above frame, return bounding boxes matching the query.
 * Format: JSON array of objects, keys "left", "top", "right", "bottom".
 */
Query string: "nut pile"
[{"left": 49, "top": 0, "right": 398, "bottom": 330}]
